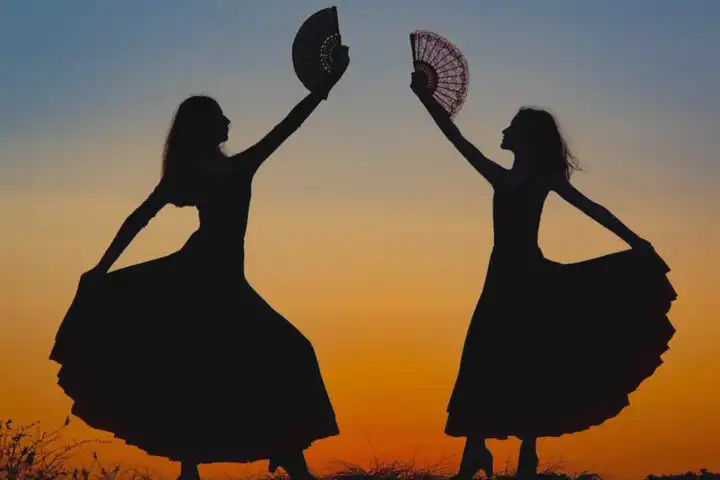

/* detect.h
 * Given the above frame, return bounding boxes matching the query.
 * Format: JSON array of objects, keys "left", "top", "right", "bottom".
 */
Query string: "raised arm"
[
  {"left": 410, "top": 72, "right": 505, "bottom": 187},
  {"left": 232, "top": 91, "right": 325, "bottom": 171},
  {"left": 551, "top": 176, "right": 649, "bottom": 249},
  {"left": 92, "top": 183, "right": 168, "bottom": 274},
  {"left": 233, "top": 46, "right": 350, "bottom": 172}
]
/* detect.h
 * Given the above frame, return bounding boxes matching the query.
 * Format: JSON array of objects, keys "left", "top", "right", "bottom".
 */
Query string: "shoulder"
[
  {"left": 155, "top": 171, "right": 201, "bottom": 207},
  {"left": 229, "top": 148, "right": 263, "bottom": 176},
  {"left": 491, "top": 166, "right": 511, "bottom": 186},
  {"left": 153, "top": 174, "right": 180, "bottom": 200},
  {"left": 536, "top": 172, "right": 569, "bottom": 192},
  {"left": 543, "top": 175, "right": 590, "bottom": 206}
]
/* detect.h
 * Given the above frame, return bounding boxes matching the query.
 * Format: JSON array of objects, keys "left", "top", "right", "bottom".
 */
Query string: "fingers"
[
  {"left": 332, "top": 45, "right": 350, "bottom": 73},
  {"left": 334, "top": 45, "right": 349, "bottom": 60}
]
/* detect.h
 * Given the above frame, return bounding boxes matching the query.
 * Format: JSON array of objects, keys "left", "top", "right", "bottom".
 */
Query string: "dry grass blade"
[{"left": 1, "top": 419, "right": 717, "bottom": 480}]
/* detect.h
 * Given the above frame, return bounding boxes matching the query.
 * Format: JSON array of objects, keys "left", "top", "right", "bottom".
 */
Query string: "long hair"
[
  {"left": 161, "top": 95, "right": 223, "bottom": 205},
  {"left": 162, "top": 95, "right": 222, "bottom": 178},
  {"left": 514, "top": 107, "right": 580, "bottom": 180}
]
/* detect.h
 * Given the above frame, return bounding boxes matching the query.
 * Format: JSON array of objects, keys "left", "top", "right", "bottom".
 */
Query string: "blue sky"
[
  {"left": 1, "top": 0, "right": 718, "bottom": 196},
  {"left": 1, "top": 4, "right": 719, "bottom": 476}
]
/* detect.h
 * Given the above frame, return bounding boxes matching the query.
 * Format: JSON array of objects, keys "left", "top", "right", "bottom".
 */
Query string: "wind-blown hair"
[{"left": 514, "top": 107, "right": 580, "bottom": 180}]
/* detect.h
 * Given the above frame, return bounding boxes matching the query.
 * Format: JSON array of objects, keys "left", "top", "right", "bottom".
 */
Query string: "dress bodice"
[
  {"left": 142, "top": 160, "right": 256, "bottom": 262},
  {"left": 193, "top": 168, "right": 252, "bottom": 245},
  {"left": 491, "top": 172, "right": 550, "bottom": 257}
]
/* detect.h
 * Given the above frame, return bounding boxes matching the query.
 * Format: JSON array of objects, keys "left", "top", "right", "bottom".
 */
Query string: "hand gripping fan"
[
  {"left": 292, "top": 6, "right": 343, "bottom": 93},
  {"left": 410, "top": 30, "right": 469, "bottom": 118}
]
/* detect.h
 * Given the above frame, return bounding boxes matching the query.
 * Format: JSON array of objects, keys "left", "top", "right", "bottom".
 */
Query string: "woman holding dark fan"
[
  {"left": 49, "top": 9, "right": 350, "bottom": 480},
  {"left": 408, "top": 32, "right": 676, "bottom": 479}
]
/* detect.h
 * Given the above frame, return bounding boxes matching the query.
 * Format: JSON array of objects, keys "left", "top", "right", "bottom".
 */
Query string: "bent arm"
[
  {"left": 552, "top": 177, "right": 644, "bottom": 248},
  {"left": 414, "top": 90, "right": 505, "bottom": 187},
  {"left": 232, "top": 91, "right": 325, "bottom": 172},
  {"left": 95, "top": 185, "right": 167, "bottom": 273}
]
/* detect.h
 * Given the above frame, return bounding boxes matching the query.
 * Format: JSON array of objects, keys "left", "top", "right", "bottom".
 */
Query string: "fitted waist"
[
  {"left": 183, "top": 229, "right": 246, "bottom": 266},
  {"left": 491, "top": 242, "right": 544, "bottom": 259}
]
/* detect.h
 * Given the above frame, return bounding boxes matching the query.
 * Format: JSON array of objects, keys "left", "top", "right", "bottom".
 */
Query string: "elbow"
[
  {"left": 588, "top": 203, "right": 611, "bottom": 222},
  {"left": 595, "top": 203, "right": 611, "bottom": 216},
  {"left": 445, "top": 128, "right": 466, "bottom": 148},
  {"left": 124, "top": 212, "right": 148, "bottom": 230}
]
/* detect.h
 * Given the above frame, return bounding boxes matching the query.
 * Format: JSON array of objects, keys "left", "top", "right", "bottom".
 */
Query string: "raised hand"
[
  {"left": 410, "top": 70, "right": 431, "bottom": 96},
  {"left": 317, "top": 45, "right": 350, "bottom": 99},
  {"left": 633, "top": 237, "right": 654, "bottom": 252},
  {"left": 79, "top": 264, "right": 106, "bottom": 291},
  {"left": 331, "top": 45, "right": 350, "bottom": 80}
]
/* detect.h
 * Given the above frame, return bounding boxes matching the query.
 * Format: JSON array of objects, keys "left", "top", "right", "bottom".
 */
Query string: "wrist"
[
  {"left": 629, "top": 235, "right": 647, "bottom": 248},
  {"left": 94, "top": 261, "right": 109, "bottom": 273},
  {"left": 316, "top": 76, "right": 338, "bottom": 100}
]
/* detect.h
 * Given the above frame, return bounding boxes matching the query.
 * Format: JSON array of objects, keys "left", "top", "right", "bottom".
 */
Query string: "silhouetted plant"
[
  {"left": 2, "top": 419, "right": 717, "bottom": 480},
  {"left": 645, "top": 469, "right": 720, "bottom": 480},
  {"left": 0, "top": 418, "right": 110, "bottom": 480}
]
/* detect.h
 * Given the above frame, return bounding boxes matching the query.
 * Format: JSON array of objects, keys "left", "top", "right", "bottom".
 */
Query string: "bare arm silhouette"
[
  {"left": 233, "top": 46, "right": 350, "bottom": 171},
  {"left": 232, "top": 92, "right": 325, "bottom": 171},
  {"left": 93, "top": 185, "right": 167, "bottom": 273},
  {"left": 552, "top": 177, "right": 648, "bottom": 248},
  {"left": 411, "top": 73, "right": 505, "bottom": 187}
]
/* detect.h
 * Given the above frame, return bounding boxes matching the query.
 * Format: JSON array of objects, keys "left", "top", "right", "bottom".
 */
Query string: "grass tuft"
[{"left": 1, "top": 419, "right": 717, "bottom": 480}]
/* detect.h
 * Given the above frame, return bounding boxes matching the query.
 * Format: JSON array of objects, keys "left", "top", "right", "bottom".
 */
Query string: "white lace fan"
[{"left": 409, "top": 30, "right": 469, "bottom": 118}]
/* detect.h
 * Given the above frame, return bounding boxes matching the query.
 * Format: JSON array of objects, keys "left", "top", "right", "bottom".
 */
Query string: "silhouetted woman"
[
  {"left": 410, "top": 72, "right": 676, "bottom": 479},
  {"left": 50, "top": 48, "right": 350, "bottom": 480}
]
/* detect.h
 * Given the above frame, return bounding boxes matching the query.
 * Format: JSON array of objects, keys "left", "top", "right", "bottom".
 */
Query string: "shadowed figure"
[
  {"left": 410, "top": 72, "right": 676, "bottom": 479},
  {"left": 49, "top": 48, "right": 350, "bottom": 480}
]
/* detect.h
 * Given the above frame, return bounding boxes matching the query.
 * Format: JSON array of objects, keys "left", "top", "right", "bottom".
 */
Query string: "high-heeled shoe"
[
  {"left": 268, "top": 457, "right": 317, "bottom": 480},
  {"left": 516, "top": 451, "right": 538, "bottom": 480},
  {"left": 452, "top": 444, "right": 494, "bottom": 479},
  {"left": 177, "top": 465, "right": 200, "bottom": 480},
  {"left": 176, "top": 474, "right": 199, "bottom": 480}
]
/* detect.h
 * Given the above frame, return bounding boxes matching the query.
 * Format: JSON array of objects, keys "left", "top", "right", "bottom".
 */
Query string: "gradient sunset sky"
[{"left": 1, "top": 1, "right": 719, "bottom": 479}]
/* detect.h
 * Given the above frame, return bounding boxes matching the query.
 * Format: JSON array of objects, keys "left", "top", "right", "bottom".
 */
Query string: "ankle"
[
  {"left": 179, "top": 463, "right": 199, "bottom": 480},
  {"left": 271, "top": 452, "right": 314, "bottom": 479},
  {"left": 518, "top": 438, "right": 538, "bottom": 466},
  {"left": 457, "top": 439, "right": 493, "bottom": 478}
]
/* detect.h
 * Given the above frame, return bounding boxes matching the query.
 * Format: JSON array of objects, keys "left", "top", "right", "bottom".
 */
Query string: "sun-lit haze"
[{"left": 1, "top": 1, "right": 719, "bottom": 479}]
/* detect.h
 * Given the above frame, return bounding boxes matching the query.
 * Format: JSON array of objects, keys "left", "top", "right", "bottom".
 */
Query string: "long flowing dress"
[
  {"left": 445, "top": 170, "right": 677, "bottom": 439},
  {"left": 50, "top": 159, "right": 339, "bottom": 463}
]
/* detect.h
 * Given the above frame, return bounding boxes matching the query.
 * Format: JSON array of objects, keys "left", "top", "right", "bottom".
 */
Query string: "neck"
[
  {"left": 211, "top": 146, "right": 226, "bottom": 160},
  {"left": 511, "top": 153, "right": 532, "bottom": 172}
]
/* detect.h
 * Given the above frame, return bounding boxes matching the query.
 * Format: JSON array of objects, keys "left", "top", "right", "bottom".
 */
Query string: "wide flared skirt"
[
  {"left": 50, "top": 238, "right": 339, "bottom": 463},
  {"left": 445, "top": 248, "right": 676, "bottom": 439}
]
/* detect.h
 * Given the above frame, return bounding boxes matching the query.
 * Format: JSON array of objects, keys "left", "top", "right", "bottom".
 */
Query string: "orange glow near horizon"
[
  {"left": 2, "top": 3, "right": 719, "bottom": 475},
  {"left": 2, "top": 176, "right": 719, "bottom": 480}
]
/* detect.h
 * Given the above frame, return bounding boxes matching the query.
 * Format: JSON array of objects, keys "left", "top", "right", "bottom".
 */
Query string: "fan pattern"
[
  {"left": 292, "top": 7, "right": 342, "bottom": 93},
  {"left": 410, "top": 30, "right": 469, "bottom": 118},
  {"left": 320, "top": 33, "right": 341, "bottom": 73}
]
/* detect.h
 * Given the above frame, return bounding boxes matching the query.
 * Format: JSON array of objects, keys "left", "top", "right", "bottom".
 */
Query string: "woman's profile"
[
  {"left": 409, "top": 71, "right": 676, "bottom": 478},
  {"left": 50, "top": 47, "right": 350, "bottom": 480}
]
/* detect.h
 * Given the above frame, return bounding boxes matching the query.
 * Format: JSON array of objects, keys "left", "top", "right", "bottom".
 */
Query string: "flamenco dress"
[
  {"left": 50, "top": 161, "right": 339, "bottom": 462},
  {"left": 445, "top": 171, "right": 677, "bottom": 439}
]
